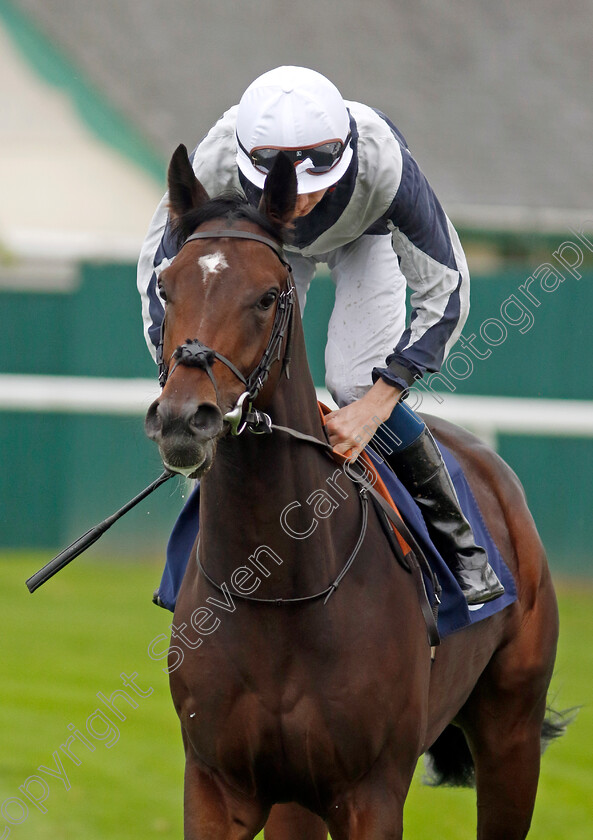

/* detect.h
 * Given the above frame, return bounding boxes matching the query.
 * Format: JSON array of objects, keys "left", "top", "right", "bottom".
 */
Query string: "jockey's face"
[{"left": 293, "top": 189, "right": 328, "bottom": 218}]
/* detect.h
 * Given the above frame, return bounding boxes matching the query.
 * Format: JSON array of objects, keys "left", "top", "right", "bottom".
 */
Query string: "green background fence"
[{"left": 1, "top": 260, "right": 591, "bottom": 574}]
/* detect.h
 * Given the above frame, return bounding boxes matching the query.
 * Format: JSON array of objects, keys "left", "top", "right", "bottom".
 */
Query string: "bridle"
[
  {"left": 156, "top": 228, "right": 296, "bottom": 435},
  {"left": 154, "top": 225, "right": 441, "bottom": 643}
]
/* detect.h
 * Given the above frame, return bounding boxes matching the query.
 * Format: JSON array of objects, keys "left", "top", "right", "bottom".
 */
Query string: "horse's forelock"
[{"left": 171, "top": 192, "right": 286, "bottom": 250}]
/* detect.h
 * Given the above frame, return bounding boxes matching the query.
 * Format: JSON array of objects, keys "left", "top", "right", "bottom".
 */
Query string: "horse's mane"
[{"left": 171, "top": 191, "right": 286, "bottom": 250}]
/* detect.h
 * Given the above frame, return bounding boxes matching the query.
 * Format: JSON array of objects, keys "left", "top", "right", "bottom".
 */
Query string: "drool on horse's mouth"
[
  {"left": 163, "top": 460, "right": 206, "bottom": 479},
  {"left": 159, "top": 440, "right": 217, "bottom": 480}
]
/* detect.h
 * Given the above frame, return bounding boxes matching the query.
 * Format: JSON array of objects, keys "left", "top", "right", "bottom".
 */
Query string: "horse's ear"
[
  {"left": 258, "top": 152, "right": 297, "bottom": 229},
  {"left": 167, "top": 144, "right": 210, "bottom": 219}
]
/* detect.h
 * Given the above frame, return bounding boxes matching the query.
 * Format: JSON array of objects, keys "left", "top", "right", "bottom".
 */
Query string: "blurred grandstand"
[{"left": 0, "top": 0, "right": 592, "bottom": 571}]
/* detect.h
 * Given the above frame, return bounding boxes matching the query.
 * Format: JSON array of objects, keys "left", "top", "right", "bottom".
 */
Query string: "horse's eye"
[
  {"left": 158, "top": 282, "right": 167, "bottom": 302},
  {"left": 258, "top": 290, "right": 278, "bottom": 311}
]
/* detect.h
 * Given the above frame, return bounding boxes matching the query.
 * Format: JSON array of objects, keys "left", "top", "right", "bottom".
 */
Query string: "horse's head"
[{"left": 145, "top": 144, "right": 297, "bottom": 478}]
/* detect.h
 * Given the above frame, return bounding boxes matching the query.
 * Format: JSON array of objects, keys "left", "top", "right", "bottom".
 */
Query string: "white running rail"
[{"left": 1, "top": 374, "right": 592, "bottom": 448}]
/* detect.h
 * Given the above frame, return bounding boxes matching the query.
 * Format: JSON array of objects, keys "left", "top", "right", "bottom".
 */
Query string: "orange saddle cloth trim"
[{"left": 317, "top": 402, "right": 412, "bottom": 556}]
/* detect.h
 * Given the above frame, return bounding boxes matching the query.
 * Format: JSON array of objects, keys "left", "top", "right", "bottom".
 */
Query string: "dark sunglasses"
[{"left": 239, "top": 133, "right": 351, "bottom": 175}]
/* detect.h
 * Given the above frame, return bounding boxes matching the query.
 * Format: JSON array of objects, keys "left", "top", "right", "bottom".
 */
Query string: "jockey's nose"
[{"left": 293, "top": 188, "right": 328, "bottom": 218}]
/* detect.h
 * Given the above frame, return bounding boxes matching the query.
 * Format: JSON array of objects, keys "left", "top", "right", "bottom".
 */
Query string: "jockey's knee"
[
  {"left": 325, "top": 369, "right": 372, "bottom": 408},
  {"left": 324, "top": 337, "right": 384, "bottom": 408}
]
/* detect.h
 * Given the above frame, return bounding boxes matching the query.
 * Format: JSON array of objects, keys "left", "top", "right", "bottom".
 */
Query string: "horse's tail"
[
  {"left": 423, "top": 724, "right": 475, "bottom": 788},
  {"left": 540, "top": 705, "right": 578, "bottom": 753},
  {"left": 424, "top": 706, "right": 576, "bottom": 789}
]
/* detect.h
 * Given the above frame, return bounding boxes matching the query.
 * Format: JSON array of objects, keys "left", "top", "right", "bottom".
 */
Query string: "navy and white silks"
[{"left": 137, "top": 100, "right": 470, "bottom": 406}]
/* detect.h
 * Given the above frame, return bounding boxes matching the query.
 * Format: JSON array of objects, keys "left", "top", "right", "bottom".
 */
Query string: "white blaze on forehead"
[{"left": 198, "top": 251, "right": 228, "bottom": 284}]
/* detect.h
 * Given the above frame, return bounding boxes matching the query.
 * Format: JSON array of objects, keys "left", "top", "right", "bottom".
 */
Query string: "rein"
[
  {"left": 198, "top": 477, "right": 370, "bottom": 607},
  {"left": 158, "top": 224, "right": 440, "bottom": 646},
  {"left": 196, "top": 420, "right": 441, "bottom": 646}
]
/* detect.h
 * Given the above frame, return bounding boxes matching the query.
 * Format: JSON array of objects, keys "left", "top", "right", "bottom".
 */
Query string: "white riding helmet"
[{"left": 236, "top": 66, "right": 353, "bottom": 195}]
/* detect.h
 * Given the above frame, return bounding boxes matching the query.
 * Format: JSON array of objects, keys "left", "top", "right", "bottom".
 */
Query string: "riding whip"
[{"left": 26, "top": 470, "right": 174, "bottom": 593}]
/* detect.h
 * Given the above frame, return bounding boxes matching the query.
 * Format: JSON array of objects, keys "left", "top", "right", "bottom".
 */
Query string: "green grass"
[{"left": 1, "top": 553, "right": 591, "bottom": 839}]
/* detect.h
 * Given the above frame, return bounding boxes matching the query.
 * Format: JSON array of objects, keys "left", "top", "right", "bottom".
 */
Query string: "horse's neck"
[{"left": 199, "top": 341, "right": 360, "bottom": 594}]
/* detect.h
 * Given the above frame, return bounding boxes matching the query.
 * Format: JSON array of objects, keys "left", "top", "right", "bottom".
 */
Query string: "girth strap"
[{"left": 366, "top": 486, "right": 441, "bottom": 647}]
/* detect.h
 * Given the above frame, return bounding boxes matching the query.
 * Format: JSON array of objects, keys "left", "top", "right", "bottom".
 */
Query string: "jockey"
[{"left": 138, "top": 65, "right": 504, "bottom": 608}]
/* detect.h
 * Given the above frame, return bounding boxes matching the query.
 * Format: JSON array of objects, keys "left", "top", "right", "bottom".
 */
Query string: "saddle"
[{"left": 317, "top": 403, "right": 517, "bottom": 646}]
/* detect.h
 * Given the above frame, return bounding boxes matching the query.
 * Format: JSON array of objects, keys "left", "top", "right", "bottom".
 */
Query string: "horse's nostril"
[
  {"left": 145, "top": 398, "right": 222, "bottom": 445},
  {"left": 190, "top": 403, "right": 224, "bottom": 439},
  {"left": 145, "top": 399, "right": 162, "bottom": 439}
]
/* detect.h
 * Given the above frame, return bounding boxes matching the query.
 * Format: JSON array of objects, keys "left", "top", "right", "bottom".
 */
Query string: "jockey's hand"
[{"left": 325, "top": 379, "right": 404, "bottom": 460}]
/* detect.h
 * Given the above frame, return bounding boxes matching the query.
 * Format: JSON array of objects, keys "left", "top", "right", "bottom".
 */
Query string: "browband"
[{"left": 181, "top": 229, "right": 289, "bottom": 266}]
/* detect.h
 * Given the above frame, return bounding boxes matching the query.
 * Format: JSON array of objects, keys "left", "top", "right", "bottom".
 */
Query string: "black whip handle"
[{"left": 26, "top": 471, "right": 174, "bottom": 593}]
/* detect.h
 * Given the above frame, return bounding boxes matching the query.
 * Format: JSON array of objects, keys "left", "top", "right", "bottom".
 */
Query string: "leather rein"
[{"left": 156, "top": 227, "right": 440, "bottom": 646}]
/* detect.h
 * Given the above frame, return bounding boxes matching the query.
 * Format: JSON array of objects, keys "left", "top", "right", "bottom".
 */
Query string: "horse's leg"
[
  {"left": 465, "top": 697, "right": 546, "bottom": 840},
  {"left": 182, "top": 748, "right": 268, "bottom": 840},
  {"left": 324, "top": 764, "right": 417, "bottom": 840},
  {"left": 460, "top": 586, "right": 558, "bottom": 840},
  {"left": 326, "top": 794, "right": 405, "bottom": 840},
  {"left": 264, "top": 804, "right": 327, "bottom": 840}
]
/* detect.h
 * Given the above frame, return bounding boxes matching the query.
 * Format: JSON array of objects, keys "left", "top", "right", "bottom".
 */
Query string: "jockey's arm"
[
  {"left": 325, "top": 378, "right": 404, "bottom": 459},
  {"left": 326, "top": 147, "right": 470, "bottom": 460}
]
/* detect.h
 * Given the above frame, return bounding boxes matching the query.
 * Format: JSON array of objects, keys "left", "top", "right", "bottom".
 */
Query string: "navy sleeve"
[{"left": 372, "top": 126, "right": 469, "bottom": 391}]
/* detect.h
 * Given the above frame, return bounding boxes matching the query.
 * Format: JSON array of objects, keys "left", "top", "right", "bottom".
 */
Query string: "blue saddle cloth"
[
  {"left": 157, "top": 443, "right": 517, "bottom": 638},
  {"left": 366, "top": 445, "right": 517, "bottom": 637}
]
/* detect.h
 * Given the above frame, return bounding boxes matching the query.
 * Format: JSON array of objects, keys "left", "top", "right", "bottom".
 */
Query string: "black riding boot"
[{"left": 385, "top": 427, "right": 505, "bottom": 605}]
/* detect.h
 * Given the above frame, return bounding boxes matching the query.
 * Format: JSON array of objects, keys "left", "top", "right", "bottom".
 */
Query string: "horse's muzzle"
[{"left": 145, "top": 398, "right": 224, "bottom": 478}]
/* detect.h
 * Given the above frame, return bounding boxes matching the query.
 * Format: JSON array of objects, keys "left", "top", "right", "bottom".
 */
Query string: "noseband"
[{"left": 157, "top": 229, "right": 295, "bottom": 434}]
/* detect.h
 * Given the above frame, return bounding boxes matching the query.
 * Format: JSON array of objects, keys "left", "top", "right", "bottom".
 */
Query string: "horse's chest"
[{"left": 181, "top": 668, "right": 407, "bottom": 802}]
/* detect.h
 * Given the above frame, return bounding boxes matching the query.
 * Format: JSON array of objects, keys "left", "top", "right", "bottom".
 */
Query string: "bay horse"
[{"left": 145, "top": 145, "right": 562, "bottom": 839}]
